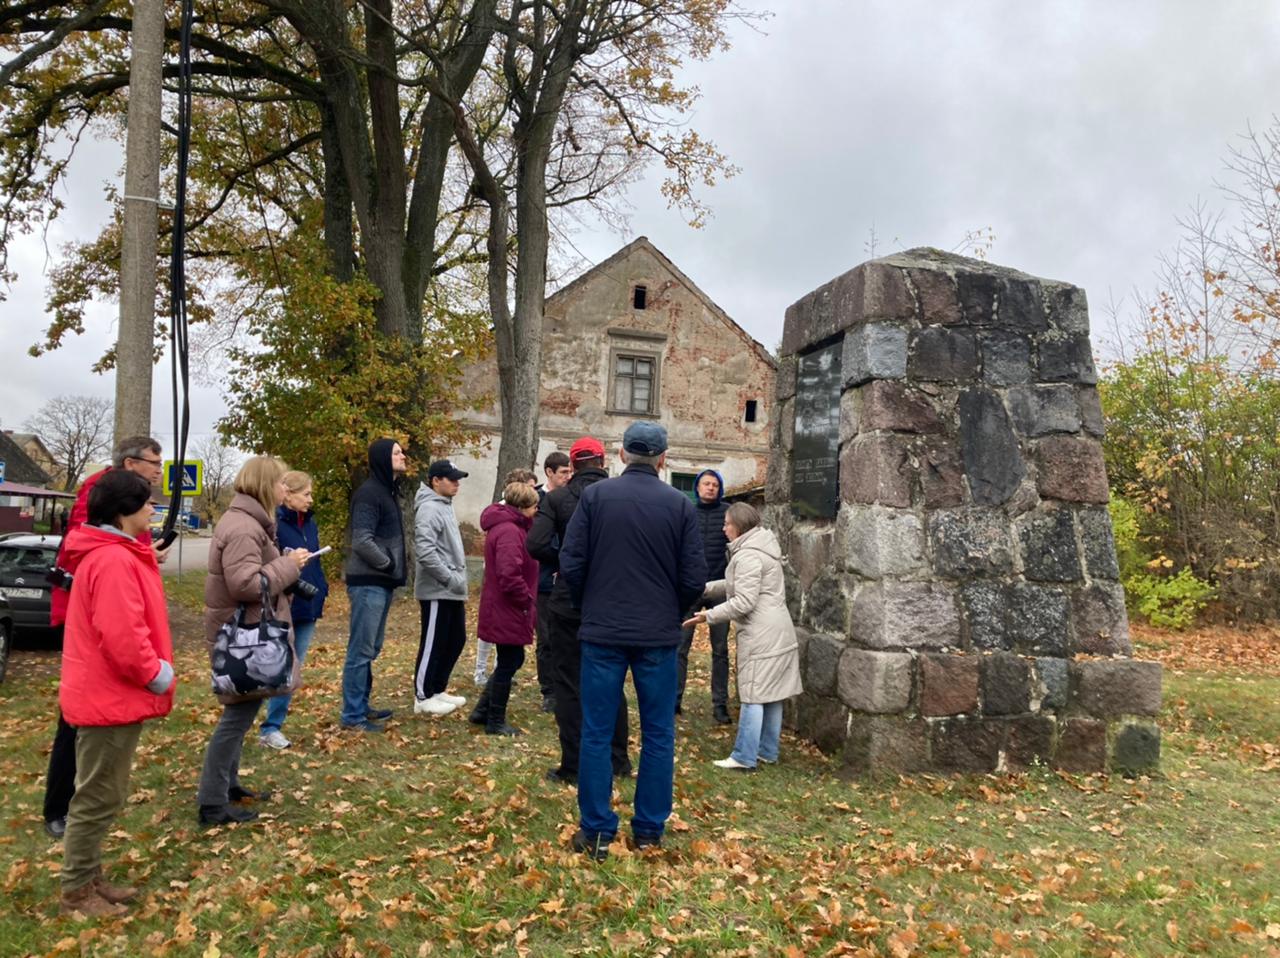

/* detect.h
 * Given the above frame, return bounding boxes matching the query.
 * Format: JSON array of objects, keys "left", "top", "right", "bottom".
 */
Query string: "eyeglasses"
[{"left": 129, "top": 456, "right": 163, "bottom": 466}]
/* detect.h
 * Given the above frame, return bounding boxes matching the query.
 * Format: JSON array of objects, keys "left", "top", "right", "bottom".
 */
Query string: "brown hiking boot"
[
  {"left": 60, "top": 882, "right": 127, "bottom": 918},
  {"left": 91, "top": 868, "right": 138, "bottom": 904}
]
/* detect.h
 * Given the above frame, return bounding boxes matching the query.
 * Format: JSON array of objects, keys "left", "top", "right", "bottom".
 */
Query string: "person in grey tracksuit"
[{"left": 412, "top": 460, "right": 470, "bottom": 714}]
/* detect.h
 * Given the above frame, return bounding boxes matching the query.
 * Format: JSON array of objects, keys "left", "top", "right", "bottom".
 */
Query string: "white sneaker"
[
  {"left": 436, "top": 691, "right": 467, "bottom": 707},
  {"left": 259, "top": 730, "right": 291, "bottom": 750},
  {"left": 414, "top": 696, "right": 457, "bottom": 716},
  {"left": 713, "top": 756, "right": 755, "bottom": 770}
]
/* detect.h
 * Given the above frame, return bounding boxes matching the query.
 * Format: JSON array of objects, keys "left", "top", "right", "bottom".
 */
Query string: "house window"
[
  {"left": 671, "top": 472, "right": 697, "bottom": 500},
  {"left": 611, "top": 352, "right": 657, "bottom": 414},
  {"left": 744, "top": 399, "right": 759, "bottom": 423},
  {"left": 633, "top": 285, "right": 647, "bottom": 309}
]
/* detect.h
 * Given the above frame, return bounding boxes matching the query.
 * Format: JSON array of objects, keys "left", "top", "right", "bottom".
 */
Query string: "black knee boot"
[
  {"left": 485, "top": 678, "right": 521, "bottom": 736},
  {"left": 469, "top": 678, "right": 493, "bottom": 725}
]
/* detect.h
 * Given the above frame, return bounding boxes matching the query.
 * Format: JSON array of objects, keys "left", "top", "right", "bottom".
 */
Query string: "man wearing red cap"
[{"left": 526, "top": 436, "right": 631, "bottom": 785}]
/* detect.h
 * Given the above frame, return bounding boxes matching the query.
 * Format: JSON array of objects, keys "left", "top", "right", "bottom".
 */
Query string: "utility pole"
[{"left": 113, "top": 0, "right": 165, "bottom": 444}]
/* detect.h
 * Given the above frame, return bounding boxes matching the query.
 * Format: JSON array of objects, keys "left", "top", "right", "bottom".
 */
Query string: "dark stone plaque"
[{"left": 792, "top": 340, "right": 842, "bottom": 519}]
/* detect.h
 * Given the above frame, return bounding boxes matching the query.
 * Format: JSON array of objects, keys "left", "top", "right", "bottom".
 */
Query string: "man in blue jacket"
[{"left": 559, "top": 421, "right": 706, "bottom": 860}]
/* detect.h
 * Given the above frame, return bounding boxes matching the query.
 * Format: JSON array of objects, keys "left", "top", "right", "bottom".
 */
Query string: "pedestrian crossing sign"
[{"left": 163, "top": 460, "right": 204, "bottom": 496}]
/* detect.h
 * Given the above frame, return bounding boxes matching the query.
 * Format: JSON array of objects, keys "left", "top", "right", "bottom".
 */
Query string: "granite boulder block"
[
  {"left": 1017, "top": 507, "right": 1082, "bottom": 582},
  {"left": 839, "top": 504, "right": 926, "bottom": 578},
  {"left": 1071, "top": 582, "right": 1132, "bottom": 655},
  {"left": 980, "top": 330, "right": 1033, "bottom": 386},
  {"left": 928, "top": 509, "right": 1016, "bottom": 578},
  {"left": 1111, "top": 722, "right": 1160, "bottom": 775},
  {"left": 920, "top": 653, "right": 980, "bottom": 716},
  {"left": 1035, "top": 657, "right": 1070, "bottom": 711},
  {"left": 856, "top": 380, "right": 943, "bottom": 433},
  {"left": 997, "top": 277, "right": 1048, "bottom": 332},
  {"left": 960, "top": 387, "right": 1027, "bottom": 506},
  {"left": 850, "top": 581, "right": 962, "bottom": 650},
  {"left": 840, "top": 434, "right": 913, "bottom": 508},
  {"left": 1006, "top": 384, "right": 1082, "bottom": 436},
  {"left": 1008, "top": 581, "right": 1070, "bottom": 656},
  {"left": 982, "top": 652, "right": 1033, "bottom": 715},
  {"left": 801, "top": 629, "right": 845, "bottom": 697},
  {"left": 1071, "top": 659, "right": 1162, "bottom": 717},
  {"left": 908, "top": 267, "right": 962, "bottom": 325},
  {"left": 837, "top": 648, "right": 914, "bottom": 714},
  {"left": 844, "top": 322, "right": 909, "bottom": 387},
  {"left": 909, "top": 328, "right": 979, "bottom": 382},
  {"left": 1055, "top": 719, "right": 1107, "bottom": 773},
  {"left": 932, "top": 718, "right": 1002, "bottom": 771},
  {"left": 1035, "top": 436, "right": 1109, "bottom": 503},
  {"left": 1005, "top": 715, "right": 1055, "bottom": 767},
  {"left": 844, "top": 716, "right": 931, "bottom": 773},
  {"left": 1077, "top": 507, "right": 1121, "bottom": 580}
]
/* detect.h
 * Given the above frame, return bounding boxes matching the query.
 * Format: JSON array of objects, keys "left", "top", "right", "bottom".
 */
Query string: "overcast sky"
[{"left": 1, "top": 0, "right": 1278, "bottom": 452}]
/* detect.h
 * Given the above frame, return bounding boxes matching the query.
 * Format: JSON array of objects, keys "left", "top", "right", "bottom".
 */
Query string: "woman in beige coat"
[
  {"left": 685, "top": 502, "right": 803, "bottom": 770},
  {"left": 196, "top": 456, "right": 310, "bottom": 826}
]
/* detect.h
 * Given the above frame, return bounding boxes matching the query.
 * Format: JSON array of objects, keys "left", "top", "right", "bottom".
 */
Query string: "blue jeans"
[
  {"left": 260, "top": 620, "right": 316, "bottom": 735},
  {"left": 341, "top": 586, "right": 394, "bottom": 726},
  {"left": 578, "top": 642, "right": 677, "bottom": 840},
  {"left": 730, "top": 701, "right": 784, "bottom": 767}
]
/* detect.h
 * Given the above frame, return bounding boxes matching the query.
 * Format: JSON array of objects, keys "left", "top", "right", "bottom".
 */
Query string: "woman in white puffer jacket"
[{"left": 684, "top": 502, "right": 803, "bottom": 770}]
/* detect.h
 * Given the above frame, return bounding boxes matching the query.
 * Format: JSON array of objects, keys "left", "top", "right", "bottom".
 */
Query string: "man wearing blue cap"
[{"left": 559, "top": 421, "right": 707, "bottom": 860}]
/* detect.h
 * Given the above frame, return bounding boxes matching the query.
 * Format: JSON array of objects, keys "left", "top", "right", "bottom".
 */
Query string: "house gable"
[
  {"left": 449, "top": 237, "right": 777, "bottom": 533},
  {"left": 545, "top": 236, "right": 776, "bottom": 371},
  {"left": 0, "top": 432, "right": 51, "bottom": 485}
]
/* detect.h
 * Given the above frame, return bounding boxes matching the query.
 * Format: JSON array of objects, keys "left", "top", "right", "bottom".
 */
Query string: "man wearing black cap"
[
  {"left": 559, "top": 421, "right": 706, "bottom": 860},
  {"left": 412, "top": 459, "right": 471, "bottom": 716}
]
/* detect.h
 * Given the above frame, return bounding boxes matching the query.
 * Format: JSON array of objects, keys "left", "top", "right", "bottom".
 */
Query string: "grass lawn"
[{"left": 1, "top": 583, "right": 1278, "bottom": 957}]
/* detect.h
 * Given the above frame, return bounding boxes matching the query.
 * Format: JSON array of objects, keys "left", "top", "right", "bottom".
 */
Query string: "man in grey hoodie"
[{"left": 413, "top": 460, "right": 470, "bottom": 715}]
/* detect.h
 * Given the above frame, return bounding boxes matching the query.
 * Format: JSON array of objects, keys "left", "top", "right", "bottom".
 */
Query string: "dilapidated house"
[{"left": 449, "top": 237, "right": 776, "bottom": 535}]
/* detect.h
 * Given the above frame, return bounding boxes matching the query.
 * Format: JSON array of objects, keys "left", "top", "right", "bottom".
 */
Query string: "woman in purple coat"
[{"left": 468, "top": 482, "right": 540, "bottom": 735}]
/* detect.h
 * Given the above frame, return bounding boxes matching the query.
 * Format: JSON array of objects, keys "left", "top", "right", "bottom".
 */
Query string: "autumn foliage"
[
  {"left": 216, "top": 225, "right": 491, "bottom": 543},
  {"left": 1100, "top": 120, "right": 1280, "bottom": 624}
]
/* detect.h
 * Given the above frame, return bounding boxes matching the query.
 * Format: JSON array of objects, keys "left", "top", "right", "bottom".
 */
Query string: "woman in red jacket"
[
  {"left": 468, "top": 482, "right": 540, "bottom": 736},
  {"left": 58, "top": 470, "right": 176, "bottom": 918}
]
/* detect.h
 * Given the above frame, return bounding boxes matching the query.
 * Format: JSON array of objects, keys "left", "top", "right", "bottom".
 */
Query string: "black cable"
[{"left": 161, "top": 0, "right": 195, "bottom": 545}]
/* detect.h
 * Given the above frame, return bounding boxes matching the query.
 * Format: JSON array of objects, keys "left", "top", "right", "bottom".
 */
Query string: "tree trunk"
[
  {"left": 320, "top": 106, "right": 355, "bottom": 282},
  {"left": 489, "top": 17, "right": 582, "bottom": 497}
]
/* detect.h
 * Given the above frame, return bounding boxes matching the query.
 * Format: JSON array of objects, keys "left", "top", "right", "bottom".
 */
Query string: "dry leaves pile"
[{"left": 1132, "top": 621, "right": 1280, "bottom": 674}]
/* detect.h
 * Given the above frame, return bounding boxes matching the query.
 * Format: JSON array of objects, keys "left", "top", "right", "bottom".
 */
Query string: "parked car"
[
  {"left": 0, "top": 594, "right": 12, "bottom": 683},
  {"left": 0, "top": 534, "right": 61, "bottom": 637}
]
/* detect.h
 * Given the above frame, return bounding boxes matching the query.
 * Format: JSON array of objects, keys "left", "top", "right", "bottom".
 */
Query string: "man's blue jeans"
[
  {"left": 730, "top": 701, "right": 784, "bottom": 767},
  {"left": 341, "top": 586, "right": 394, "bottom": 726},
  {"left": 261, "top": 619, "right": 316, "bottom": 735},
  {"left": 578, "top": 642, "right": 677, "bottom": 841}
]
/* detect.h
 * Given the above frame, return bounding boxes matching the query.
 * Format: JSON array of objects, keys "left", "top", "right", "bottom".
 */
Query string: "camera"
[
  {"left": 46, "top": 567, "right": 73, "bottom": 592},
  {"left": 285, "top": 579, "right": 320, "bottom": 601}
]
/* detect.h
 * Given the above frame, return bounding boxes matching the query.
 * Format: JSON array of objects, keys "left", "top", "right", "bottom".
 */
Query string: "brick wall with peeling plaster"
[{"left": 448, "top": 238, "right": 776, "bottom": 537}]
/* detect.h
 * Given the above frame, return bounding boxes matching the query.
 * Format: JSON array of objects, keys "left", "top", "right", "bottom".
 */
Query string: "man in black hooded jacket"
[
  {"left": 526, "top": 436, "right": 631, "bottom": 784},
  {"left": 676, "top": 468, "right": 732, "bottom": 723},
  {"left": 339, "top": 438, "right": 407, "bottom": 732}
]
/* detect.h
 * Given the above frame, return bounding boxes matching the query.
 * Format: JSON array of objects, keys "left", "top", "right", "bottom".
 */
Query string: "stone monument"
[{"left": 768, "top": 248, "right": 1161, "bottom": 774}]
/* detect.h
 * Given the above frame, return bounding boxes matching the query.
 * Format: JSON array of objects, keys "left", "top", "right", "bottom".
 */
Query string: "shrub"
[{"left": 1109, "top": 497, "right": 1216, "bottom": 629}]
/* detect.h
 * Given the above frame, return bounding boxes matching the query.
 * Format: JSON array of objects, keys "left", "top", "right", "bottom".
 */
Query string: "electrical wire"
[{"left": 161, "top": 0, "right": 195, "bottom": 541}]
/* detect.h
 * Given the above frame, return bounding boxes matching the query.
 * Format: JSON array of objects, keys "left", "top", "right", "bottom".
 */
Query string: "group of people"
[{"left": 44, "top": 419, "right": 804, "bottom": 916}]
